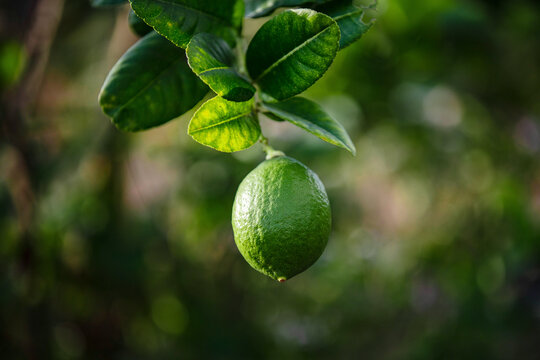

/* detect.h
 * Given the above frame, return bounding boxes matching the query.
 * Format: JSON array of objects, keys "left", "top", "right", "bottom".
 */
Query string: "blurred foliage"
[
  {"left": 1, "top": 0, "right": 540, "bottom": 359},
  {"left": 0, "top": 40, "right": 26, "bottom": 90}
]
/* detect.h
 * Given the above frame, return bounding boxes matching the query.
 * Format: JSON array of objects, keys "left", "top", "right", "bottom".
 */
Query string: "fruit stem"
[
  {"left": 259, "top": 134, "right": 285, "bottom": 159},
  {"left": 255, "top": 109, "right": 285, "bottom": 159}
]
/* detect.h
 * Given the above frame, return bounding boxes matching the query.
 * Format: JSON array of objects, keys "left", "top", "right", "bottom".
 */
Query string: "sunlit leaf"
[
  {"left": 263, "top": 96, "right": 355, "bottom": 154},
  {"left": 129, "top": 0, "right": 245, "bottom": 48},
  {"left": 246, "top": 9, "right": 340, "bottom": 101},
  {"left": 187, "top": 33, "right": 255, "bottom": 102},
  {"left": 99, "top": 32, "right": 208, "bottom": 131},
  {"left": 244, "top": 0, "right": 330, "bottom": 18},
  {"left": 188, "top": 97, "right": 260, "bottom": 152},
  {"left": 316, "top": 0, "right": 372, "bottom": 49}
]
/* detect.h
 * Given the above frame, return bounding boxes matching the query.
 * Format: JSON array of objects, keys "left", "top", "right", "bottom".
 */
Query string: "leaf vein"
[
  {"left": 191, "top": 111, "right": 252, "bottom": 134},
  {"left": 110, "top": 56, "right": 185, "bottom": 118},
  {"left": 198, "top": 66, "right": 229, "bottom": 76},
  {"left": 255, "top": 25, "right": 334, "bottom": 82},
  {"left": 332, "top": 9, "right": 363, "bottom": 22}
]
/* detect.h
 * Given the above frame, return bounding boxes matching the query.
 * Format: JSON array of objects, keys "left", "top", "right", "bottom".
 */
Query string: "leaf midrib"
[
  {"left": 190, "top": 111, "right": 252, "bottom": 134},
  {"left": 267, "top": 106, "right": 341, "bottom": 141},
  {"left": 255, "top": 24, "right": 335, "bottom": 82},
  {"left": 198, "top": 66, "right": 229, "bottom": 76},
  {"left": 110, "top": 56, "right": 184, "bottom": 118},
  {"left": 264, "top": 102, "right": 354, "bottom": 151},
  {"left": 332, "top": 8, "right": 363, "bottom": 22}
]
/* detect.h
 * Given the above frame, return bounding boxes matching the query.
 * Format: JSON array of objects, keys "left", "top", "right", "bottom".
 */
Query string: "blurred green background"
[{"left": 1, "top": 0, "right": 540, "bottom": 358}]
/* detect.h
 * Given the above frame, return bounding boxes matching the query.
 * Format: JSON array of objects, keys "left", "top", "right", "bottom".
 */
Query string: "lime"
[{"left": 232, "top": 156, "right": 331, "bottom": 282}]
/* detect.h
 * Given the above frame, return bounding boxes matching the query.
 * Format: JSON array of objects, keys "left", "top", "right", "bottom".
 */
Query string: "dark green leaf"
[
  {"left": 91, "top": 0, "right": 127, "bottom": 7},
  {"left": 99, "top": 32, "right": 208, "bottom": 131},
  {"left": 188, "top": 97, "right": 260, "bottom": 152},
  {"left": 263, "top": 96, "right": 355, "bottom": 154},
  {"left": 246, "top": 9, "right": 340, "bottom": 101},
  {"left": 262, "top": 112, "right": 285, "bottom": 122},
  {"left": 0, "top": 41, "right": 26, "bottom": 90},
  {"left": 128, "top": 9, "right": 153, "bottom": 37},
  {"left": 187, "top": 33, "right": 255, "bottom": 102},
  {"left": 244, "top": 0, "right": 329, "bottom": 18},
  {"left": 129, "top": 0, "right": 244, "bottom": 49},
  {"left": 316, "top": 0, "right": 372, "bottom": 49}
]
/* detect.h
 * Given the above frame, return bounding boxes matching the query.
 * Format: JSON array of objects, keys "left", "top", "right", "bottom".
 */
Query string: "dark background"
[{"left": 1, "top": 0, "right": 540, "bottom": 358}]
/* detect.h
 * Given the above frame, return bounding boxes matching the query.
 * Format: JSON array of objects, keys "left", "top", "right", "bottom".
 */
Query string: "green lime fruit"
[{"left": 232, "top": 156, "right": 331, "bottom": 282}]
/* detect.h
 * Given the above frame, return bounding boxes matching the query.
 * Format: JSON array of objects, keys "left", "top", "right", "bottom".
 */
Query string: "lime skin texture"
[{"left": 232, "top": 156, "right": 331, "bottom": 282}]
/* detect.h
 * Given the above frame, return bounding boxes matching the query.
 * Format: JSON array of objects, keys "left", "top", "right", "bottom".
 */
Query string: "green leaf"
[
  {"left": 91, "top": 0, "right": 127, "bottom": 6},
  {"left": 262, "top": 112, "right": 285, "bottom": 122},
  {"left": 129, "top": 0, "right": 244, "bottom": 49},
  {"left": 316, "top": 0, "right": 372, "bottom": 49},
  {"left": 128, "top": 9, "right": 153, "bottom": 37},
  {"left": 263, "top": 97, "right": 355, "bottom": 154},
  {"left": 99, "top": 32, "right": 208, "bottom": 131},
  {"left": 188, "top": 97, "right": 260, "bottom": 152},
  {"left": 244, "top": 0, "right": 329, "bottom": 18},
  {"left": 246, "top": 9, "right": 340, "bottom": 101},
  {"left": 0, "top": 41, "right": 27, "bottom": 90},
  {"left": 187, "top": 33, "right": 255, "bottom": 102}
]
